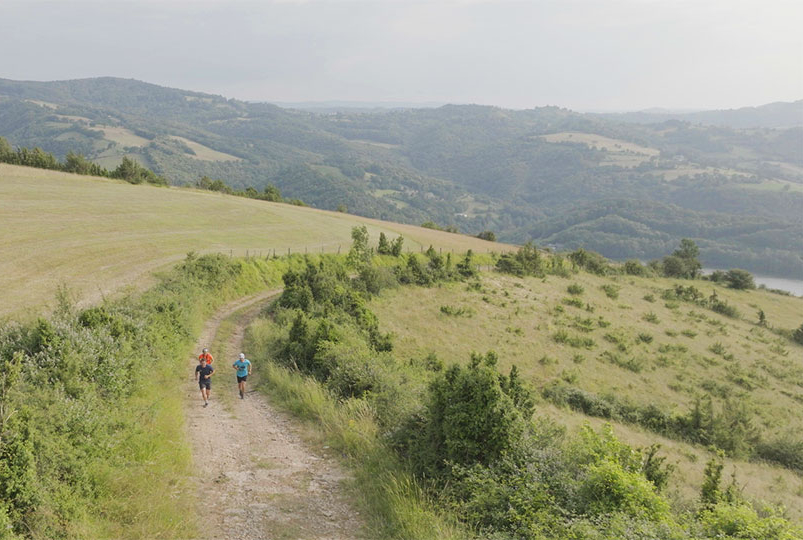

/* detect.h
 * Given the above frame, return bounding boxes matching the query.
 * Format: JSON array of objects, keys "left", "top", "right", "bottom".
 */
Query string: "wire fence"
[{"left": 211, "top": 244, "right": 504, "bottom": 260}]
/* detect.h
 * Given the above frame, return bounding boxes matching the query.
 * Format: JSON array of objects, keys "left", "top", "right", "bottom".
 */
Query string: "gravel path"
[{"left": 184, "top": 291, "right": 367, "bottom": 539}]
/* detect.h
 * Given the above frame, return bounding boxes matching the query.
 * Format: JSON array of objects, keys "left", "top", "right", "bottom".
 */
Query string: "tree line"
[{"left": 0, "top": 136, "right": 167, "bottom": 185}]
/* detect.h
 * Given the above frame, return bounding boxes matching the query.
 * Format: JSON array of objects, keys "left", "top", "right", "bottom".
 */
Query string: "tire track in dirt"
[{"left": 184, "top": 290, "right": 367, "bottom": 539}]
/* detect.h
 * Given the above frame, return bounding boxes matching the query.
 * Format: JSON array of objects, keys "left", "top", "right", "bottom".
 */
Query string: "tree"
[
  {"left": 64, "top": 152, "right": 105, "bottom": 176},
  {"left": 476, "top": 231, "right": 496, "bottom": 242},
  {"left": 724, "top": 269, "right": 755, "bottom": 290},
  {"left": 377, "top": 232, "right": 391, "bottom": 255},
  {"left": 662, "top": 255, "right": 686, "bottom": 278},
  {"left": 114, "top": 156, "right": 142, "bottom": 184},
  {"left": 347, "top": 225, "right": 371, "bottom": 266},
  {"left": 390, "top": 235, "right": 404, "bottom": 257},
  {"left": 263, "top": 184, "right": 282, "bottom": 202},
  {"left": 663, "top": 239, "right": 701, "bottom": 279},
  {"left": 673, "top": 238, "right": 700, "bottom": 261},
  {"left": 0, "top": 137, "right": 13, "bottom": 161}
]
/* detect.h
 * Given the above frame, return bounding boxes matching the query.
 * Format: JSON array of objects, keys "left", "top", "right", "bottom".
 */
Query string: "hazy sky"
[{"left": 2, "top": 0, "right": 801, "bottom": 111}]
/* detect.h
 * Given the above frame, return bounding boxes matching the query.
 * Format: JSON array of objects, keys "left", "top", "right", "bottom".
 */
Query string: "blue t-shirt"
[{"left": 233, "top": 359, "right": 251, "bottom": 377}]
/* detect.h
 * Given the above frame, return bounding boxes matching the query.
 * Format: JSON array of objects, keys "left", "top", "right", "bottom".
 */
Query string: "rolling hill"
[
  {"left": 1, "top": 159, "right": 802, "bottom": 538},
  {"left": 0, "top": 163, "right": 503, "bottom": 320},
  {"left": 1, "top": 77, "right": 801, "bottom": 278}
]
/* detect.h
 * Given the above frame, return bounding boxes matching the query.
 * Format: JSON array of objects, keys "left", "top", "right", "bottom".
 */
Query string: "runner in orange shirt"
[{"left": 198, "top": 347, "right": 214, "bottom": 364}]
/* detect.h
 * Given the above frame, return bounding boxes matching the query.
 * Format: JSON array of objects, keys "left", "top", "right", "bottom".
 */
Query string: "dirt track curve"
[{"left": 185, "top": 291, "right": 367, "bottom": 539}]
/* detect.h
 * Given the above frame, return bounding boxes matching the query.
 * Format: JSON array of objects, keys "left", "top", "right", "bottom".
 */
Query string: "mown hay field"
[{"left": 0, "top": 163, "right": 506, "bottom": 319}]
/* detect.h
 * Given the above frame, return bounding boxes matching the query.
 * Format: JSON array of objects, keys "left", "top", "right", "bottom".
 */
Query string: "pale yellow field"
[
  {"left": 0, "top": 164, "right": 507, "bottom": 319},
  {"left": 169, "top": 136, "right": 241, "bottom": 161},
  {"left": 541, "top": 132, "right": 660, "bottom": 156},
  {"left": 89, "top": 125, "right": 152, "bottom": 147},
  {"left": 24, "top": 99, "right": 59, "bottom": 109},
  {"left": 353, "top": 139, "right": 401, "bottom": 149}
]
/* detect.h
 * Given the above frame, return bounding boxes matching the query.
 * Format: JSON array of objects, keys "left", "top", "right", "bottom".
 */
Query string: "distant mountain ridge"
[
  {"left": 597, "top": 100, "right": 803, "bottom": 129},
  {"left": 1, "top": 77, "right": 801, "bottom": 277}
]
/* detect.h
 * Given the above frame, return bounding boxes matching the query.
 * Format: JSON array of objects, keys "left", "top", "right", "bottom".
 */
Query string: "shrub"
[
  {"left": 571, "top": 425, "right": 672, "bottom": 521},
  {"left": 600, "top": 284, "right": 620, "bottom": 300},
  {"left": 637, "top": 333, "right": 653, "bottom": 344},
  {"left": 440, "top": 305, "right": 474, "bottom": 317},
  {"left": 562, "top": 297, "right": 584, "bottom": 308},
  {"left": 408, "top": 352, "right": 529, "bottom": 476},
  {"left": 495, "top": 242, "right": 543, "bottom": 277},
  {"left": 579, "top": 459, "right": 671, "bottom": 521},
  {"left": 567, "top": 283, "right": 584, "bottom": 295},
  {"left": 554, "top": 330, "right": 595, "bottom": 349},
  {"left": 755, "top": 436, "right": 803, "bottom": 472},
  {"left": 623, "top": 259, "right": 647, "bottom": 276},
  {"left": 642, "top": 312, "right": 660, "bottom": 324},
  {"left": 600, "top": 351, "right": 642, "bottom": 373},
  {"left": 709, "top": 297, "right": 739, "bottom": 318},
  {"left": 792, "top": 324, "right": 803, "bottom": 345},
  {"left": 568, "top": 249, "right": 610, "bottom": 275},
  {"left": 699, "top": 502, "right": 803, "bottom": 540}
]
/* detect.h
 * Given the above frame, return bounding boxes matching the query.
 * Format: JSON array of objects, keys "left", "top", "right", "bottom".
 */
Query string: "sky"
[{"left": 1, "top": 0, "right": 801, "bottom": 111}]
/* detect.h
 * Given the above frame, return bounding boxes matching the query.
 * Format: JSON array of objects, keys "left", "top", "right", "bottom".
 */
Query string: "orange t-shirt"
[{"left": 198, "top": 352, "right": 214, "bottom": 364}]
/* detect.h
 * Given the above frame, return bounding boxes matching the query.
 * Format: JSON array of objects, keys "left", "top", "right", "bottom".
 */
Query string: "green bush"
[
  {"left": 792, "top": 323, "right": 803, "bottom": 345},
  {"left": 563, "top": 296, "right": 585, "bottom": 308},
  {"left": 567, "top": 283, "right": 585, "bottom": 295},
  {"left": 755, "top": 436, "right": 803, "bottom": 472},
  {"left": 568, "top": 248, "right": 610, "bottom": 275},
  {"left": 404, "top": 352, "right": 532, "bottom": 478},
  {"left": 495, "top": 242, "right": 543, "bottom": 277},
  {"left": 440, "top": 305, "right": 474, "bottom": 317},
  {"left": 600, "top": 284, "right": 620, "bottom": 300},
  {"left": 623, "top": 259, "right": 647, "bottom": 276},
  {"left": 724, "top": 269, "right": 756, "bottom": 290},
  {"left": 698, "top": 501, "right": 802, "bottom": 539}
]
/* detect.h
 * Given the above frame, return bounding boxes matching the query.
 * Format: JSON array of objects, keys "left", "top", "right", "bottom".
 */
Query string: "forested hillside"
[{"left": 1, "top": 77, "right": 801, "bottom": 277}]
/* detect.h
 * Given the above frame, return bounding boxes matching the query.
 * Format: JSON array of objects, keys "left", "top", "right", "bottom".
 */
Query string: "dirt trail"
[{"left": 185, "top": 291, "right": 367, "bottom": 539}]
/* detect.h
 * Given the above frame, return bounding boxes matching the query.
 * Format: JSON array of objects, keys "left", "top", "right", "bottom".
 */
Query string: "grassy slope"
[
  {"left": 370, "top": 272, "right": 803, "bottom": 522},
  {"left": 0, "top": 163, "right": 505, "bottom": 319}
]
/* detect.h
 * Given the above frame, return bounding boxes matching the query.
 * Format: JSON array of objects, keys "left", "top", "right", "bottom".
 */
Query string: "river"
[{"left": 702, "top": 269, "right": 803, "bottom": 297}]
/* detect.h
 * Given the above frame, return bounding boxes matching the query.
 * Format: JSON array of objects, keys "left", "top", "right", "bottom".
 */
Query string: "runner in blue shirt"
[{"left": 232, "top": 353, "right": 252, "bottom": 399}]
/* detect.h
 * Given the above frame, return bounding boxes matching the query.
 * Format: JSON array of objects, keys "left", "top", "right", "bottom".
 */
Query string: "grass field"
[
  {"left": 370, "top": 271, "right": 803, "bottom": 522},
  {"left": 169, "top": 135, "right": 242, "bottom": 161},
  {"left": 91, "top": 125, "right": 152, "bottom": 147},
  {"left": 0, "top": 163, "right": 507, "bottom": 319}
]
